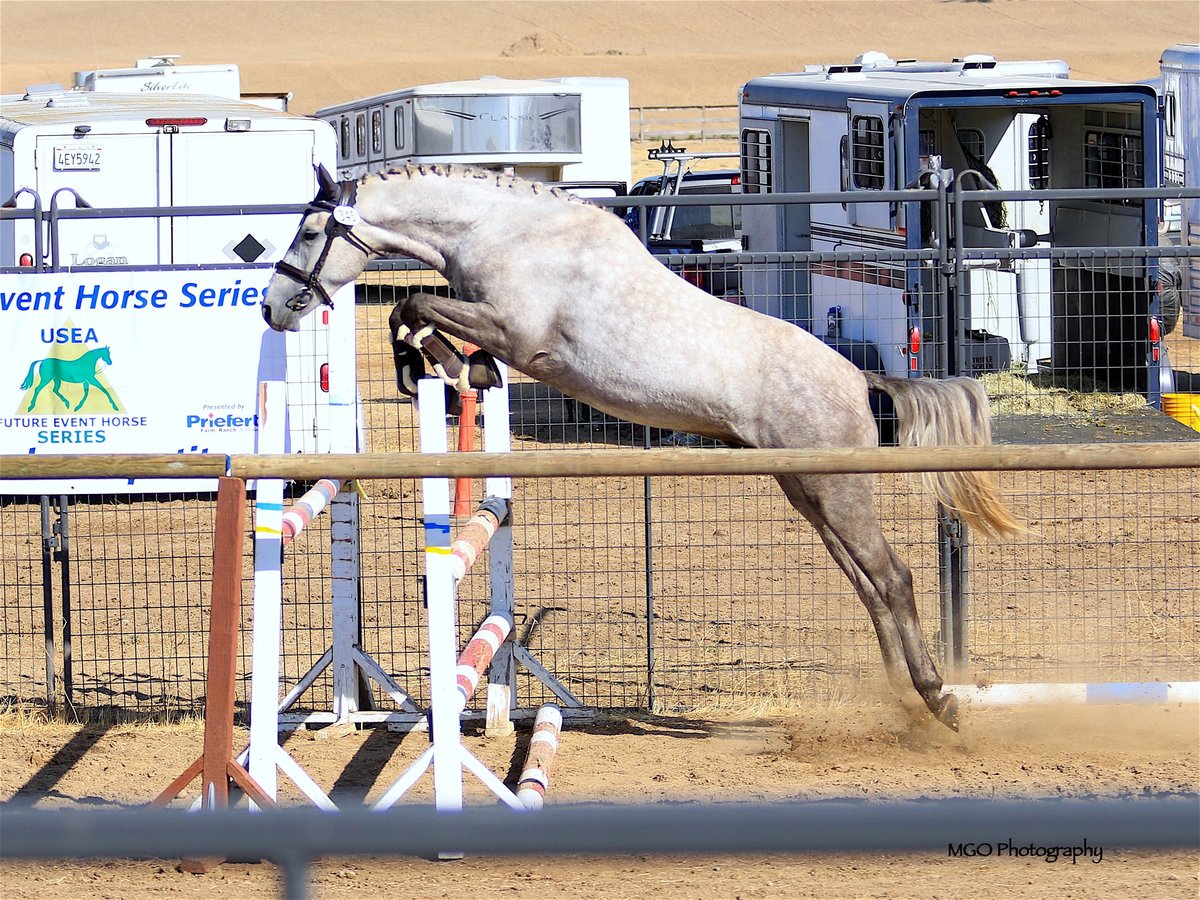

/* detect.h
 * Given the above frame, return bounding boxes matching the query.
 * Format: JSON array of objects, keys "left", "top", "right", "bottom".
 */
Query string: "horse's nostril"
[{"left": 262, "top": 304, "right": 273, "bottom": 324}]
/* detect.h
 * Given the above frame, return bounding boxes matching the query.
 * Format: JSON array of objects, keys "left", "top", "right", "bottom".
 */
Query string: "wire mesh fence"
[{"left": 0, "top": 187, "right": 1196, "bottom": 723}]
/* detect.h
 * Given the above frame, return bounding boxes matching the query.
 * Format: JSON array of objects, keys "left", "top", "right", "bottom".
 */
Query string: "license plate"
[{"left": 53, "top": 145, "right": 101, "bottom": 171}]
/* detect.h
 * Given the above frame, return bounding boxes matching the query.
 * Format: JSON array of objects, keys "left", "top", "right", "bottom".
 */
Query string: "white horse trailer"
[
  {"left": 0, "top": 87, "right": 348, "bottom": 458},
  {"left": 738, "top": 52, "right": 1160, "bottom": 389},
  {"left": 72, "top": 54, "right": 292, "bottom": 111},
  {"left": 1159, "top": 43, "right": 1200, "bottom": 339},
  {"left": 316, "top": 76, "right": 631, "bottom": 191}
]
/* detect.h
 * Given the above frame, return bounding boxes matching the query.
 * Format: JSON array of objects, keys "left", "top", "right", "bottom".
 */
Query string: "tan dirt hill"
[{"left": 1, "top": 1, "right": 1194, "bottom": 115}]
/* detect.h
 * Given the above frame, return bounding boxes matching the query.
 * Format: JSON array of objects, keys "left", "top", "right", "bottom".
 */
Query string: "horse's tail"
[
  {"left": 864, "top": 372, "right": 1026, "bottom": 539},
  {"left": 19, "top": 359, "right": 40, "bottom": 391}
]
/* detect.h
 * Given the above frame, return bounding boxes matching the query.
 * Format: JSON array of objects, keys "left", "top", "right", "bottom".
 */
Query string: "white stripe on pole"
[
  {"left": 418, "top": 378, "right": 465, "bottom": 815},
  {"left": 249, "top": 381, "right": 286, "bottom": 806}
]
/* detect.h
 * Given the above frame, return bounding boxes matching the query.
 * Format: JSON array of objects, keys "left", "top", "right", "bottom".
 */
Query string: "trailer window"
[
  {"left": 356, "top": 113, "right": 366, "bottom": 157},
  {"left": 394, "top": 108, "right": 406, "bottom": 150},
  {"left": 740, "top": 128, "right": 772, "bottom": 193},
  {"left": 339, "top": 117, "right": 350, "bottom": 159},
  {"left": 371, "top": 110, "right": 383, "bottom": 154},
  {"left": 955, "top": 128, "right": 985, "bottom": 164},
  {"left": 672, "top": 183, "right": 741, "bottom": 241},
  {"left": 1083, "top": 109, "right": 1142, "bottom": 206},
  {"left": 1084, "top": 130, "right": 1142, "bottom": 185},
  {"left": 851, "top": 115, "right": 886, "bottom": 189},
  {"left": 918, "top": 128, "right": 936, "bottom": 163},
  {"left": 1028, "top": 116, "right": 1051, "bottom": 190},
  {"left": 1163, "top": 93, "right": 1185, "bottom": 187}
]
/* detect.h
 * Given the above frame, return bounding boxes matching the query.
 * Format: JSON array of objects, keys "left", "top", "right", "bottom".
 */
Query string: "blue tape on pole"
[
  {"left": 1087, "top": 683, "right": 1169, "bottom": 703},
  {"left": 424, "top": 514, "right": 452, "bottom": 547},
  {"left": 256, "top": 501, "right": 284, "bottom": 512}
]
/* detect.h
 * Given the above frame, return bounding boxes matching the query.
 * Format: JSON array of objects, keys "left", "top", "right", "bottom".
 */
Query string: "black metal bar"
[
  {"left": 937, "top": 507, "right": 970, "bottom": 672},
  {"left": 57, "top": 494, "right": 74, "bottom": 708},
  {"left": 643, "top": 426, "right": 656, "bottom": 713},
  {"left": 2, "top": 188, "right": 46, "bottom": 271},
  {"left": 38, "top": 496, "right": 56, "bottom": 714}
]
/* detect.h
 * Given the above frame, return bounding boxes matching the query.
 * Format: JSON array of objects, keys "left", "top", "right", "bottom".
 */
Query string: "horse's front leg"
[
  {"left": 91, "top": 378, "right": 118, "bottom": 411},
  {"left": 50, "top": 379, "right": 71, "bottom": 410},
  {"left": 399, "top": 293, "right": 502, "bottom": 391}
]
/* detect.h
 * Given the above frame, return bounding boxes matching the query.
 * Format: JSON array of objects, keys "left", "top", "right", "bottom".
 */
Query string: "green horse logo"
[{"left": 19, "top": 346, "right": 119, "bottom": 412}]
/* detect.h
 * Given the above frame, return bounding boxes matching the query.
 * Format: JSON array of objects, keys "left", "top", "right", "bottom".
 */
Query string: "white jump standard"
[{"left": 373, "top": 377, "right": 528, "bottom": 813}]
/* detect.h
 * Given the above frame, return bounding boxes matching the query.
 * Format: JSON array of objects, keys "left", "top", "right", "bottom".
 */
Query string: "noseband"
[{"left": 273, "top": 179, "right": 378, "bottom": 311}]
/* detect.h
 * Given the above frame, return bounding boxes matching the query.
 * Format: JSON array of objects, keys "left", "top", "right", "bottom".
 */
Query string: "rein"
[{"left": 274, "top": 178, "right": 379, "bottom": 310}]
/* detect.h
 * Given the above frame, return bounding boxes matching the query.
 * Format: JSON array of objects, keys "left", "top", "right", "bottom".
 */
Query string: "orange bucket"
[{"left": 1162, "top": 393, "right": 1200, "bottom": 432}]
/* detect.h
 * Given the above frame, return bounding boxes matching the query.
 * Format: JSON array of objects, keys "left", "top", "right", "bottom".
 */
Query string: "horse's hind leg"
[
  {"left": 27, "top": 375, "right": 50, "bottom": 411},
  {"left": 776, "top": 472, "right": 957, "bottom": 730}
]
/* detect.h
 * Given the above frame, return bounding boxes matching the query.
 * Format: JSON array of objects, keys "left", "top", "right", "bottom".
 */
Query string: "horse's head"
[
  {"left": 262, "top": 165, "right": 378, "bottom": 332},
  {"left": 99, "top": 346, "right": 112, "bottom": 366}
]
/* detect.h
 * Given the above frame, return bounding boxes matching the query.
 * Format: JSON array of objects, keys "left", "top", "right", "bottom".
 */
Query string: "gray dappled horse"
[{"left": 263, "top": 164, "right": 1024, "bottom": 730}]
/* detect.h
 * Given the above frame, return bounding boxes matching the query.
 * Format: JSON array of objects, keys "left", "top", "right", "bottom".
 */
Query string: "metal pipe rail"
[
  {"left": 1, "top": 798, "right": 1195, "bottom": 900},
  {"left": 2, "top": 442, "right": 1196, "bottom": 483},
  {"left": 4, "top": 796, "right": 1193, "bottom": 858}
]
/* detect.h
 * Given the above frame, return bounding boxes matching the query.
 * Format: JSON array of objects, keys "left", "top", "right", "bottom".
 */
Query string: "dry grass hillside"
[{"left": 2, "top": 1, "right": 1194, "bottom": 115}]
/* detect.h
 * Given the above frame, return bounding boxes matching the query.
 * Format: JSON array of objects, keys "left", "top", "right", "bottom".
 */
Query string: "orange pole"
[{"left": 454, "top": 343, "right": 480, "bottom": 517}]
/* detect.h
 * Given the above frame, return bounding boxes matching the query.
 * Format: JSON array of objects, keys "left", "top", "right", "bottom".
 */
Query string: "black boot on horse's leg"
[
  {"left": 466, "top": 349, "right": 502, "bottom": 391},
  {"left": 392, "top": 342, "right": 426, "bottom": 397}
]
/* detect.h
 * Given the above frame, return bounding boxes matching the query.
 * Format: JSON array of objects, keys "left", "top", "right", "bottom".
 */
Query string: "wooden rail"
[
  {"left": 629, "top": 105, "right": 738, "bottom": 141},
  {"left": 3, "top": 443, "right": 1196, "bottom": 482}
]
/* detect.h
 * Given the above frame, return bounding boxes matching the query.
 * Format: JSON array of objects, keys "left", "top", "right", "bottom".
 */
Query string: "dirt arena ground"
[
  {"left": 0, "top": 700, "right": 1196, "bottom": 898},
  {"left": 2, "top": 2, "right": 1198, "bottom": 897}
]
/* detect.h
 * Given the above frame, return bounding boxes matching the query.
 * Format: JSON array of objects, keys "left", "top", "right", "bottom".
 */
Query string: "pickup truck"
[{"left": 623, "top": 144, "right": 743, "bottom": 304}]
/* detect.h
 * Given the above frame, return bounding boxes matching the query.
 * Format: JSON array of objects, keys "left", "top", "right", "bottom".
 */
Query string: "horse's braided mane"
[{"left": 366, "top": 163, "right": 585, "bottom": 203}]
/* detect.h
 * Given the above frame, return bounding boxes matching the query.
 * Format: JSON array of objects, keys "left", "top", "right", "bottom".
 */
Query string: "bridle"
[{"left": 273, "top": 178, "right": 378, "bottom": 311}]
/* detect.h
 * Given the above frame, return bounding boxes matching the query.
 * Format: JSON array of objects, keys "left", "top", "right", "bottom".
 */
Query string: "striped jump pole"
[
  {"left": 281, "top": 478, "right": 343, "bottom": 546},
  {"left": 517, "top": 706, "right": 563, "bottom": 810},
  {"left": 454, "top": 612, "right": 513, "bottom": 717},
  {"left": 448, "top": 496, "right": 509, "bottom": 583}
]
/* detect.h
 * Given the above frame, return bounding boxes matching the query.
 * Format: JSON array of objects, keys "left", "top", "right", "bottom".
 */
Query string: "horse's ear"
[{"left": 315, "top": 164, "right": 338, "bottom": 201}]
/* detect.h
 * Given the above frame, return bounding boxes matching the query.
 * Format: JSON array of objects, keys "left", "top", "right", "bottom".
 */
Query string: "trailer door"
[
  {"left": 33, "top": 133, "right": 168, "bottom": 265},
  {"left": 168, "top": 129, "right": 317, "bottom": 265},
  {"left": 779, "top": 119, "right": 812, "bottom": 326}
]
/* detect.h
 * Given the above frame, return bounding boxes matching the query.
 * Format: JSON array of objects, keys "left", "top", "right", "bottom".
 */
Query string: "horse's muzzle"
[{"left": 262, "top": 302, "right": 301, "bottom": 333}]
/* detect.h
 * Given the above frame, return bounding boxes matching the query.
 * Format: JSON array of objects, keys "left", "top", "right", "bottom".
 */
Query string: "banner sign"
[{"left": 1, "top": 268, "right": 288, "bottom": 494}]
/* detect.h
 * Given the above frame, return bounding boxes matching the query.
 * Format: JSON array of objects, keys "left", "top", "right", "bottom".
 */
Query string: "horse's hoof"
[
  {"left": 932, "top": 693, "right": 959, "bottom": 732},
  {"left": 467, "top": 350, "right": 502, "bottom": 390}
]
